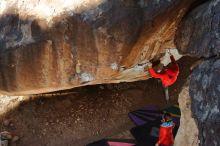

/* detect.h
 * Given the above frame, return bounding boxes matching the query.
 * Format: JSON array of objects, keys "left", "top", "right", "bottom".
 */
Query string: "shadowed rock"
[
  {"left": 190, "top": 58, "right": 220, "bottom": 146},
  {"left": 175, "top": 1, "right": 220, "bottom": 146},
  {"left": 175, "top": 0, "right": 220, "bottom": 57}
]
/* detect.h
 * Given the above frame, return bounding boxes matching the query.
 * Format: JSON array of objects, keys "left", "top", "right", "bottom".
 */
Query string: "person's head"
[{"left": 162, "top": 113, "right": 172, "bottom": 122}]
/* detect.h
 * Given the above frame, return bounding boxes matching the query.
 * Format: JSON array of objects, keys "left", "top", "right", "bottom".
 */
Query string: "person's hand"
[{"left": 155, "top": 143, "right": 159, "bottom": 146}]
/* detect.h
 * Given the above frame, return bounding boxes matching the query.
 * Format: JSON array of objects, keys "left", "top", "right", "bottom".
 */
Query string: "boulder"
[
  {"left": 174, "top": 79, "right": 199, "bottom": 146},
  {"left": 0, "top": 0, "right": 194, "bottom": 95},
  {"left": 175, "top": 0, "right": 220, "bottom": 57},
  {"left": 190, "top": 58, "right": 220, "bottom": 146}
]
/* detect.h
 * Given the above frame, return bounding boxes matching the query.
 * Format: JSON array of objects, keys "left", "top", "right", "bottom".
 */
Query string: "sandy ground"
[{"left": 0, "top": 57, "right": 197, "bottom": 146}]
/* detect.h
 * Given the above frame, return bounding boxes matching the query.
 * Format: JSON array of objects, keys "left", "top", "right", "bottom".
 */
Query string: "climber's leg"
[
  {"left": 163, "top": 85, "right": 169, "bottom": 103},
  {"left": 159, "top": 81, "right": 169, "bottom": 103}
]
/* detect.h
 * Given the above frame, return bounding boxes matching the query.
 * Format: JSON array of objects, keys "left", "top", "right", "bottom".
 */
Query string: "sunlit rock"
[{"left": 174, "top": 79, "right": 199, "bottom": 146}]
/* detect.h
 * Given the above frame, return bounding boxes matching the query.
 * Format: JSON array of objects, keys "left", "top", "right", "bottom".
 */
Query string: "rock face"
[
  {"left": 0, "top": 0, "right": 194, "bottom": 95},
  {"left": 175, "top": 0, "right": 220, "bottom": 57},
  {"left": 0, "top": 81, "right": 174, "bottom": 146},
  {"left": 190, "top": 59, "right": 220, "bottom": 146},
  {"left": 175, "top": 0, "right": 220, "bottom": 146},
  {"left": 0, "top": 56, "right": 196, "bottom": 146},
  {"left": 174, "top": 79, "right": 199, "bottom": 146}
]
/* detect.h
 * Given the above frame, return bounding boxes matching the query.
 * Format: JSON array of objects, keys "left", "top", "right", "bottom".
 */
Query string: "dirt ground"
[{"left": 0, "top": 57, "right": 197, "bottom": 146}]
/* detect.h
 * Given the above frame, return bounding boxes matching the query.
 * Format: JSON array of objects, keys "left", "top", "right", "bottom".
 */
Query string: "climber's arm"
[
  {"left": 167, "top": 49, "right": 178, "bottom": 68},
  {"left": 170, "top": 55, "right": 179, "bottom": 69}
]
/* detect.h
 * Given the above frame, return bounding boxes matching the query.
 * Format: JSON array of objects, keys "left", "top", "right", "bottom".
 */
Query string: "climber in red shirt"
[
  {"left": 156, "top": 113, "right": 175, "bottom": 146},
  {"left": 147, "top": 49, "right": 179, "bottom": 102}
]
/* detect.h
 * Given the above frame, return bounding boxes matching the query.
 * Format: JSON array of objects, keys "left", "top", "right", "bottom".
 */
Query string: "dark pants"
[
  {"left": 163, "top": 85, "right": 169, "bottom": 103},
  {"left": 158, "top": 80, "right": 169, "bottom": 103}
]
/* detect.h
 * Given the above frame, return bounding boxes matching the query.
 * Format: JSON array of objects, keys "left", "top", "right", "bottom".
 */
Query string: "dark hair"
[{"left": 163, "top": 113, "right": 172, "bottom": 122}]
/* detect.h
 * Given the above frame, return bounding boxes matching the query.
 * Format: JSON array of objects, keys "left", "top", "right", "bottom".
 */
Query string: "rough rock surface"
[
  {"left": 174, "top": 79, "right": 199, "bottom": 146},
  {"left": 0, "top": 57, "right": 196, "bottom": 146},
  {"left": 175, "top": 1, "right": 220, "bottom": 146},
  {"left": 175, "top": 0, "right": 220, "bottom": 57},
  {"left": 190, "top": 58, "right": 220, "bottom": 146},
  {"left": 0, "top": 81, "right": 165, "bottom": 146},
  {"left": 0, "top": 0, "right": 194, "bottom": 95}
]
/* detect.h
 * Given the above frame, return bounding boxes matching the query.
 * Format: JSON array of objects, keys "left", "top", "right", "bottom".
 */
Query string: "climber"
[
  {"left": 146, "top": 49, "right": 179, "bottom": 102},
  {"left": 155, "top": 113, "right": 175, "bottom": 146}
]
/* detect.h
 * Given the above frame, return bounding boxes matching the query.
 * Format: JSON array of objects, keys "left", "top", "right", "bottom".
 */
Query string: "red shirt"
[
  {"left": 157, "top": 121, "right": 175, "bottom": 146},
  {"left": 148, "top": 55, "right": 179, "bottom": 87}
]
